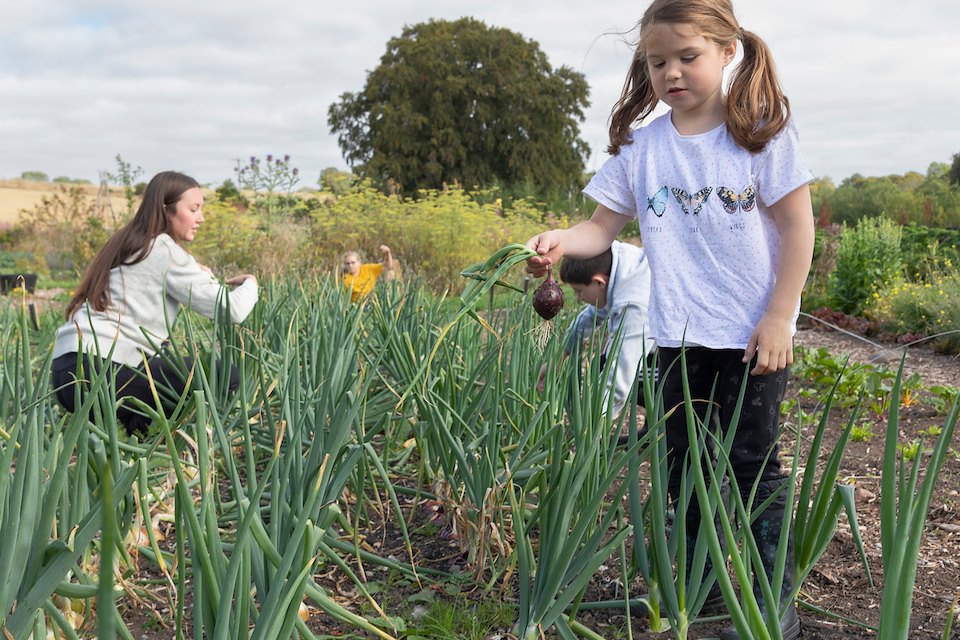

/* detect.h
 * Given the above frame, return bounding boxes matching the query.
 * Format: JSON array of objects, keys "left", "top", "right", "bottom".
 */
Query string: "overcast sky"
[{"left": 2, "top": 0, "right": 958, "bottom": 190}]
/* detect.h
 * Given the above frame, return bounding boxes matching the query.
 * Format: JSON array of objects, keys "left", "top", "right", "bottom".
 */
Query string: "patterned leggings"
[{"left": 656, "top": 346, "right": 791, "bottom": 520}]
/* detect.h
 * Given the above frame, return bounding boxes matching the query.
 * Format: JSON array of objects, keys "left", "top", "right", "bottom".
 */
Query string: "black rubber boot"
[{"left": 718, "top": 504, "right": 800, "bottom": 640}]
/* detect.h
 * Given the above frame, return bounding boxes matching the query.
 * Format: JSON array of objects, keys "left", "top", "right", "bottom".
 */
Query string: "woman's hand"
[
  {"left": 225, "top": 274, "right": 257, "bottom": 287},
  {"left": 380, "top": 244, "right": 395, "bottom": 274}
]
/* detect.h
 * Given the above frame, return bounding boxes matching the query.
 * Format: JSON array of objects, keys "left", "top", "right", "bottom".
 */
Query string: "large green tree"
[
  {"left": 950, "top": 152, "right": 960, "bottom": 186},
  {"left": 328, "top": 17, "right": 590, "bottom": 197}
]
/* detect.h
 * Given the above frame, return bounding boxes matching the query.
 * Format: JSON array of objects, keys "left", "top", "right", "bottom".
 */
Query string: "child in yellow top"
[{"left": 342, "top": 245, "right": 394, "bottom": 301}]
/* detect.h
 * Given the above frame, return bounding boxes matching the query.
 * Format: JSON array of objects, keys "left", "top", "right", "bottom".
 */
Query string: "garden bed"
[
  {"left": 8, "top": 284, "right": 958, "bottom": 640},
  {"left": 296, "top": 324, "right": 960, "bottom": 639},
  {"left": 126, "top": 324, "right": 959, "bottom": 640}
]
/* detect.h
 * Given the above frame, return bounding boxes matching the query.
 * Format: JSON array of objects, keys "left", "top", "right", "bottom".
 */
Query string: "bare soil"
[{"left": 770, "top": 323, "right": 960, "bottom": 640}]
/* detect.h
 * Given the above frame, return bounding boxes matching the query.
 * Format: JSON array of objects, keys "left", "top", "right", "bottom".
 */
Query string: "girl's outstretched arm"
[
  {"left": 525, "top": 205, "right": 629, "bottom": 277},
  {"left": 745, "top": 185, "right": 815, "bottom": 375}
]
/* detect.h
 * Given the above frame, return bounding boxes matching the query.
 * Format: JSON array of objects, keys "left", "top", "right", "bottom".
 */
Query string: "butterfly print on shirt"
[
  {"left": 646, "top": 186, "right": 669, "bottom": 217},
  {"left": 671, "top": 187, "right": 713, "bottom": 215},
  {"left": 716, "top": 186, "right": 757, "bottom": 214}
]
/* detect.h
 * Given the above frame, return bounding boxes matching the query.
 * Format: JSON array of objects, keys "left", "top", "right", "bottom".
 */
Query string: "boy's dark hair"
[{"left": 559, "top": 249, "right": 613, "bottom": 285}]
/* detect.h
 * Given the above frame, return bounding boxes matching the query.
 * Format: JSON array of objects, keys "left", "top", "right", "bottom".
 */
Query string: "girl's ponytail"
[
  {"left": 725, "top": 28, "right": 790, "bottom": 152},
  {"left": 607, "top": 54, "right": 659, "bottom": 155}
]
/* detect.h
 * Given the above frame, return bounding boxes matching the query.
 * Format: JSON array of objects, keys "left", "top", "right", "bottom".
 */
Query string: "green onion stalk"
[
  {"left": 876, "top": 357, "right": 958, "bottom": 640},
  {"left": 626, "top": 348, "right": 732, "bottom": 639},
  {"left": 0, "top": 297, "right": 139, "bottom": 639},
  {"left": 683, "top": 350, "right": 869, "bottom": 639},
  {"left": 512, "top": 332, "right": 637, "bottom": 638}
]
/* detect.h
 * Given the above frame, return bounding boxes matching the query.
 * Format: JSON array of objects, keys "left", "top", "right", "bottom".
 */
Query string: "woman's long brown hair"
[
  {"left": 65, "top": 171, "right": 199, "bottom": 318},
  {"left": 608, "top": 0, "right": 789, "bottom": 155}
]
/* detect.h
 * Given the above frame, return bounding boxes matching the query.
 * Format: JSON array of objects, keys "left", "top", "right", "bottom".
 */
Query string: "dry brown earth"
[{"left": 0, "top": 179, "right": 128, "bottom": 224}]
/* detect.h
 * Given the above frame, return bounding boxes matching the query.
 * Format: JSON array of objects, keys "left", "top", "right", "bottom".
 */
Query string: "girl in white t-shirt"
[{"left": 525, "top": 1, "right": 813, "bottom": 637}]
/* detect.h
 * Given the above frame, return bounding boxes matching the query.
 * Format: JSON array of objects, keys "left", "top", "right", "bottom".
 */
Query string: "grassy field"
[{"left": 0, "top": 178, "right": 128, "bottom": 224}]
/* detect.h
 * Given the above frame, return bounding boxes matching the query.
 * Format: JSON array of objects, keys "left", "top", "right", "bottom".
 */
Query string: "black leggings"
[
  {"left": 657, "top": 347, "right": 790, "bottom": 524},
  {"left": 51, "top": 352, "right": 240, "bottom": 435}
]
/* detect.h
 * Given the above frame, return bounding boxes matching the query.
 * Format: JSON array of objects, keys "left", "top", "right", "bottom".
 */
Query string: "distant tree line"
[
  {"left": 13, "top": 170, "right": 91, "bottom": 185},
  {"left": 329, "top": 17, "right": 960, "bottom": 228},
  {"left": 811, "top": 159, "right": 960, "bottom": 229}
]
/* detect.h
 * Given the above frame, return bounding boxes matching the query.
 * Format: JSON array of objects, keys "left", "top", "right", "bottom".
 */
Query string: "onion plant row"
[{"left": 0, "top": 274, "right": 957, "bottom": 639}]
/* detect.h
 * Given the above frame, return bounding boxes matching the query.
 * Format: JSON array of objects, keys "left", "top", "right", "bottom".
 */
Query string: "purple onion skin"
[{"left": 532, "top": 274, "right": 564, "bottom": 320}]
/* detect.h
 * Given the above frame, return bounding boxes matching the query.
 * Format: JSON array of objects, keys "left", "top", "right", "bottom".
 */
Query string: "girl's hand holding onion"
[{"left": 525, "top": 230, "right": 566, "bottom": 277}]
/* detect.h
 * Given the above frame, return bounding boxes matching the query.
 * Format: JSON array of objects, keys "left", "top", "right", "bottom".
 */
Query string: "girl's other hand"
[
  {"left": 525, "top": 230, "right": 565, "bottom": 277},
  {"left": 744, "top": 314, "right": 793, "bottom": 375},
  {"left": 199, "top": 263, "right": 214, "bottom": 276}
]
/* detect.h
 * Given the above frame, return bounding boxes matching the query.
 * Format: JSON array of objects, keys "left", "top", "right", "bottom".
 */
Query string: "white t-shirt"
[
  {"left": 53, "top": 234, "right": 259, "bottom": 367},
  {"left": 584, "top": 112, "right": 813, "bottom": 349}
]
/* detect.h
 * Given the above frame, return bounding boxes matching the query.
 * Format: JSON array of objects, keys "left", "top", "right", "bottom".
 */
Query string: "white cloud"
[{"left": 1, "top": 0, "right": 958, "bottom": 187}]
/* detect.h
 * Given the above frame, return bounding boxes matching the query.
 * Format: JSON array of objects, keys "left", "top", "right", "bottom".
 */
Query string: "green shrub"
[
  {"left": 0, "top": 250, "right": 33, "bottom": 271},
  {"left": 189, "top": 200, "right": 266, "bottom": 274},
  {"left": 319, "top": 167, "right": 358, "bottom": 196},
  {"left": 308, "top": 184, "right": 557, "bottom": 291},
  {"left": 50, "top": 177, "right": 92, "bottom": 185},
  {"left": 899, "top": 224, "right": 960, "bottom": 282},
  {"left": 214, "top": 179, "right": 248, "bottom": 209},
  {"left": 20, "top": 170, "right": 48, "bottom": 182},
  {"left": 8, "top": 185, "right": 111, "bottom": 278},
  {"left": 870, "top": 267, "right": 960, "bottom": 353},
  {"left": 827, "top": 216, "right": 903, "bottom": 315},
  {"left": 154, "top": 184, "right": 560, "bottom": 291}
]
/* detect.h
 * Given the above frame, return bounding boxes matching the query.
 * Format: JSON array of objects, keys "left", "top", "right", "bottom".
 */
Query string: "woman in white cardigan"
[{"left": 51, "top": 171, "right": 259, "bottom": 434}]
